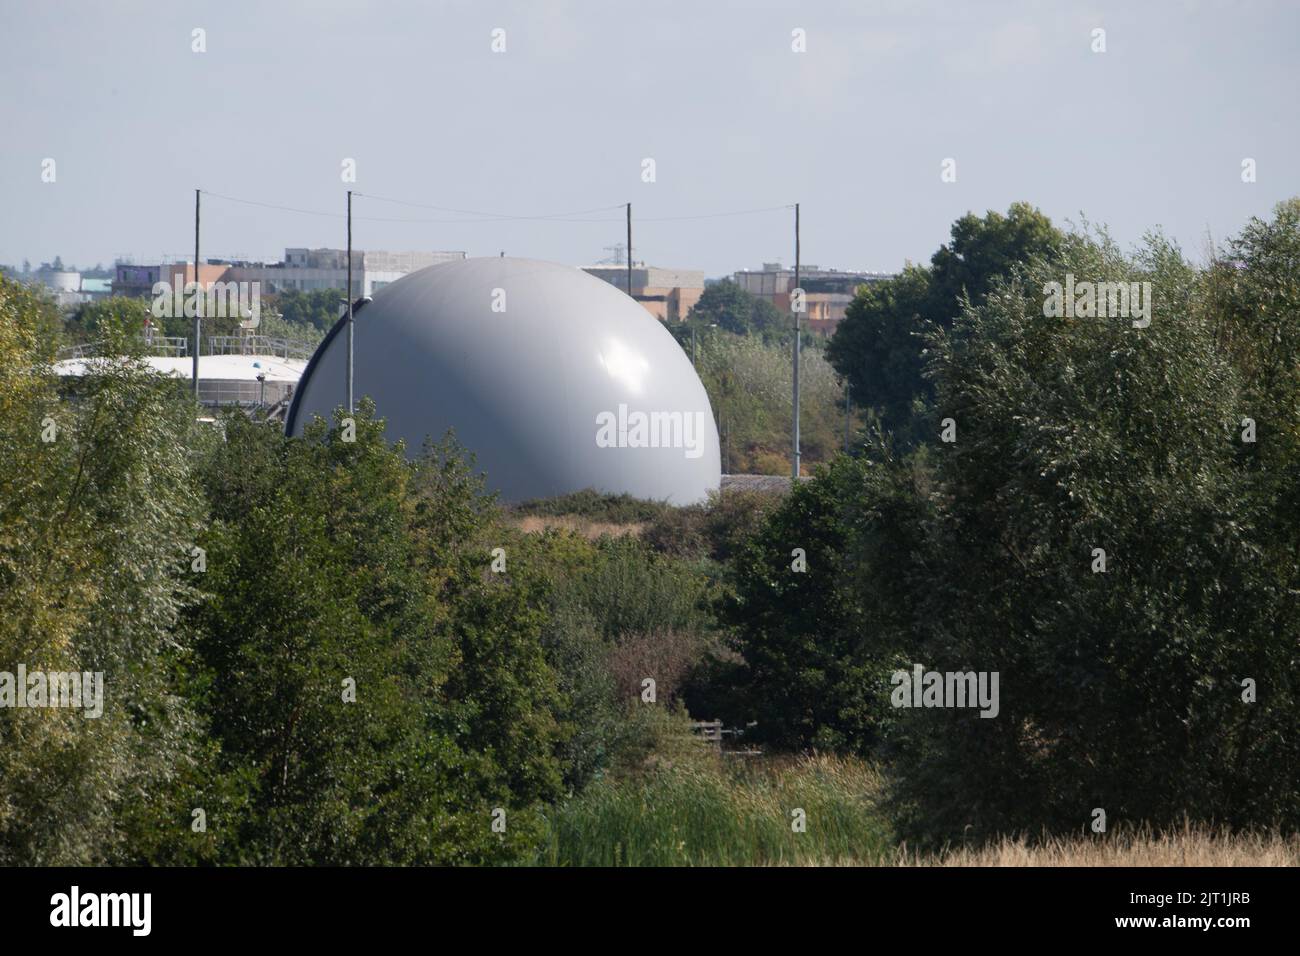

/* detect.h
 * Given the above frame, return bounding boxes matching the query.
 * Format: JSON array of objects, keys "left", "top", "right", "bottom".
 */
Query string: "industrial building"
[
  {"left": 53, "top": 336, "right": 310, "bottom": 418},
  {"left": 582, "top": 265, "right": 705, "bottom": 323},
  {"left": 227, "top": 248, "right": 467, "bottom": 297},
  {"left": 22, "top": 267, "right": 115, "bottom": 309},
  {"left": 112, "top": 248, "right": 468, "bottom": 301},
  {"left": 733, "top": 262, "right": 895, "bottom": 334}
]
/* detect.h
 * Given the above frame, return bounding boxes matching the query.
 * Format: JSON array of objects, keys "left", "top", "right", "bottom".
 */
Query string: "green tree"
[
  {"left": 726, "top": 452, "right": 922, "bottom": 751},
  {"left": 407, "top": 436, "right": 566, "bottom": 807},
  {"left": 182, "top": 410, "right": 561, "bottom": 863},
  {"left": 824, "top": 266, "right": 931, "bottom": 444},
  {"left": 730, "top": 210, "right": 1300, "bottom": 845},
  {"left": 0, "top": 277, "right": 205, "bottom": 864},
  {"left": 269, "top": 288, "right": 344, "bottom": 332},
  {"left": 686, "top": 279, "right": 787, "bottom": 340},
  {"left": 883, "top": 228, "right": 1291, "bottom": 844},
  {"left": 828, "top": 202, "right": 1063, "bottom": 443},
  {"left": 694, "top": 331, "right": 849, "bottom": 473},
  {"left": 66, "top": 296, "right": 152, "bottom": 344}
]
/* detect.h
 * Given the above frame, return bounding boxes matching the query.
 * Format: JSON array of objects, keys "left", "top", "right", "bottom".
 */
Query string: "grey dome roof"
[{"left": 286, "top": 257, "right": 721, "bottom": 504}]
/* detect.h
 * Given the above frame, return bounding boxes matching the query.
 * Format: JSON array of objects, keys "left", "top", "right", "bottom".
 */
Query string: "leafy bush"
[
  {"left": 175, "top": 410, "right": 563, "bottom": 864},
  {"left": 0, "top": 278, "right": 205, "bottom": 864},
  {"left": 526, "top": 531, "right": 720, "bottom": 790},
  {"left": 828, "top": 202, "right": 1064, "bottom": 445},
  {"left": 726, "top": 453, "right": 921, "bottom": 754},
  {"left": 642, "top": 488, "right": 783, "bottom": 562},
  {"left": 729, "top": 208, "right": 1300, "bottom": 846},
  {"left": 697, "top": 332, "right": 851, "bottom": 473},
  {"left": 553, "top": 535, "right": 711, "bottom": 640},
  {"left": 511, "top": 489, "right": 674, "bottom": 525}
]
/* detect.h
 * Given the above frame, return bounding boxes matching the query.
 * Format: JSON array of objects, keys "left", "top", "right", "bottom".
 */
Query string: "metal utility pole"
[
  {"left": 626, "top": 202, "right": 633, "bottom": 298},
  {"left": 720, "top": 415, "right": 726, "bottom": 474},
  {"left": 844, "top": 378, "right": 851, "bottom": 452},
  {"left": 193, "top": 189, "right": 201, "bottom": 397},
  {"left": 347, "top": 189, "right": 354, "bottom": 414},
  {"left": 792, "top": 202, "right": 801, "bottom": 479}
]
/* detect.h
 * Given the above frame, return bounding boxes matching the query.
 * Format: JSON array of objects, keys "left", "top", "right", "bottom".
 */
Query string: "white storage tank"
[{"left": 286, "top": 257, "right": 721, "bottom": 504}]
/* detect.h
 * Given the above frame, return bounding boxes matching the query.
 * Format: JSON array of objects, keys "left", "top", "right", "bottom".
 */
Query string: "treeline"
[
  {"left": 3, "top": 198, "right": 1298, "bottom": 864},
  {"left": 678, "top": 280, "right": 853, "bottom": 474},
  {"left": 62, "top": 288, "right": 338, "bottom": 350},
  {"left": 721, "top": 199, "right": 1300, "bottom": 844},
  {"left": 0, "top": 286, "right": 728, "bottom": 863}
]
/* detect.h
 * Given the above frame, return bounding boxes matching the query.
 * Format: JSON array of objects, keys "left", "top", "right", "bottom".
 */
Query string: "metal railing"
[
  {"left": 206, "top": 335, "right": 313, "bottom": 361},
  {"left": 196, "top": 378, "right": 295, "bottom": 407},
  {"left": 144, "top": 335, "right": 190, "bottom": 356},
  {"left": 58, "top": 335, "right": 311, "bottom": 362},
  {"left": 56, "top": 341, "right": 104, "bottom": 360},
  {"left": 58, "top": 336, "right": 190, "bottom": 360}
]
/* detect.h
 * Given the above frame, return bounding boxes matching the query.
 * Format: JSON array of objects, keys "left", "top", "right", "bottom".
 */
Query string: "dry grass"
[
  {"left": 890, "top": 825, "right": 1300, "bottom": 867},
  {"left": 512, "top": 514, "right": 645, "bottom": 539}
]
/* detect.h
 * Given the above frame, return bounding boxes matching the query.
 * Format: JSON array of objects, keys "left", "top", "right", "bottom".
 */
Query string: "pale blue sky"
[{"left": 2, "top": 0, "right": 1297, "bottom": 276}]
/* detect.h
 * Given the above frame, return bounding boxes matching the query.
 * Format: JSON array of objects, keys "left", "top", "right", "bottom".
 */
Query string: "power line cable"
[
  {"left": 353, "top": 192, "right": 626, "bottom": 222},
  {"left": 200, "top": 189, "right": 792, "bottom": 226},
  {"left": 358, "top": 193, "right": 792, "bottom": 222},
  {"left": 636, "top": 204, "right": 794, "bottom": 222},
  {"left": 201, "top": 190, "right": 597, "bottom": 224}
]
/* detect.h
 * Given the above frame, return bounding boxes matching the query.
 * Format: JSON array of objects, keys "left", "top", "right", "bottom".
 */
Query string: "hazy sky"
[{"left": 2, "top": 0, "right": 1297, "bottom": 277}]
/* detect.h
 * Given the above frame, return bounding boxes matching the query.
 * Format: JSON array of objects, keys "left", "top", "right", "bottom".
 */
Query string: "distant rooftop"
[
  {"left": 53, "top": 353, "right": 307, "bottom": 383},
  {"left": 740, "top": 263, "right": 894, "bottom": 278}
]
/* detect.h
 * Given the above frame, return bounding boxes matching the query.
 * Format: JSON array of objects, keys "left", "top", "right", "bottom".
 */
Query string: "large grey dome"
[{"left": 286, "top": 257, "right": 721, "bottom": 504}]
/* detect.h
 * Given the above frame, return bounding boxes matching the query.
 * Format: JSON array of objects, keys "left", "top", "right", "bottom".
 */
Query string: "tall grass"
[
  {"left": 511, "top": 489, "right": 674, "bottom": 524},
  {"left": 532, "top": 719, "right": 1297, "bottom": 866},
  {"left": 893, "top": 825, "right": 1300, "bottom": 867},
  {"left": 534, "top": 747, "right": 892, "bottom": 867}
]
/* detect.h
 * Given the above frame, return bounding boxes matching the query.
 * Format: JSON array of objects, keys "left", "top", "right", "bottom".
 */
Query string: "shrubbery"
[
  {"left": 6, "top": 200, "right": 1298, "bottom": 864},
  {"left": 0, "top": 285, "right": 206, "bottom": 864},
  {"left": 694, "top": 332, "right": 852, "bottom": 474},
  {"left": 727, "top": 204, "right": 1300, "bottom": 845},
  {"left": 0, "top": 285, "right": 726, "bottom": 861}
]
